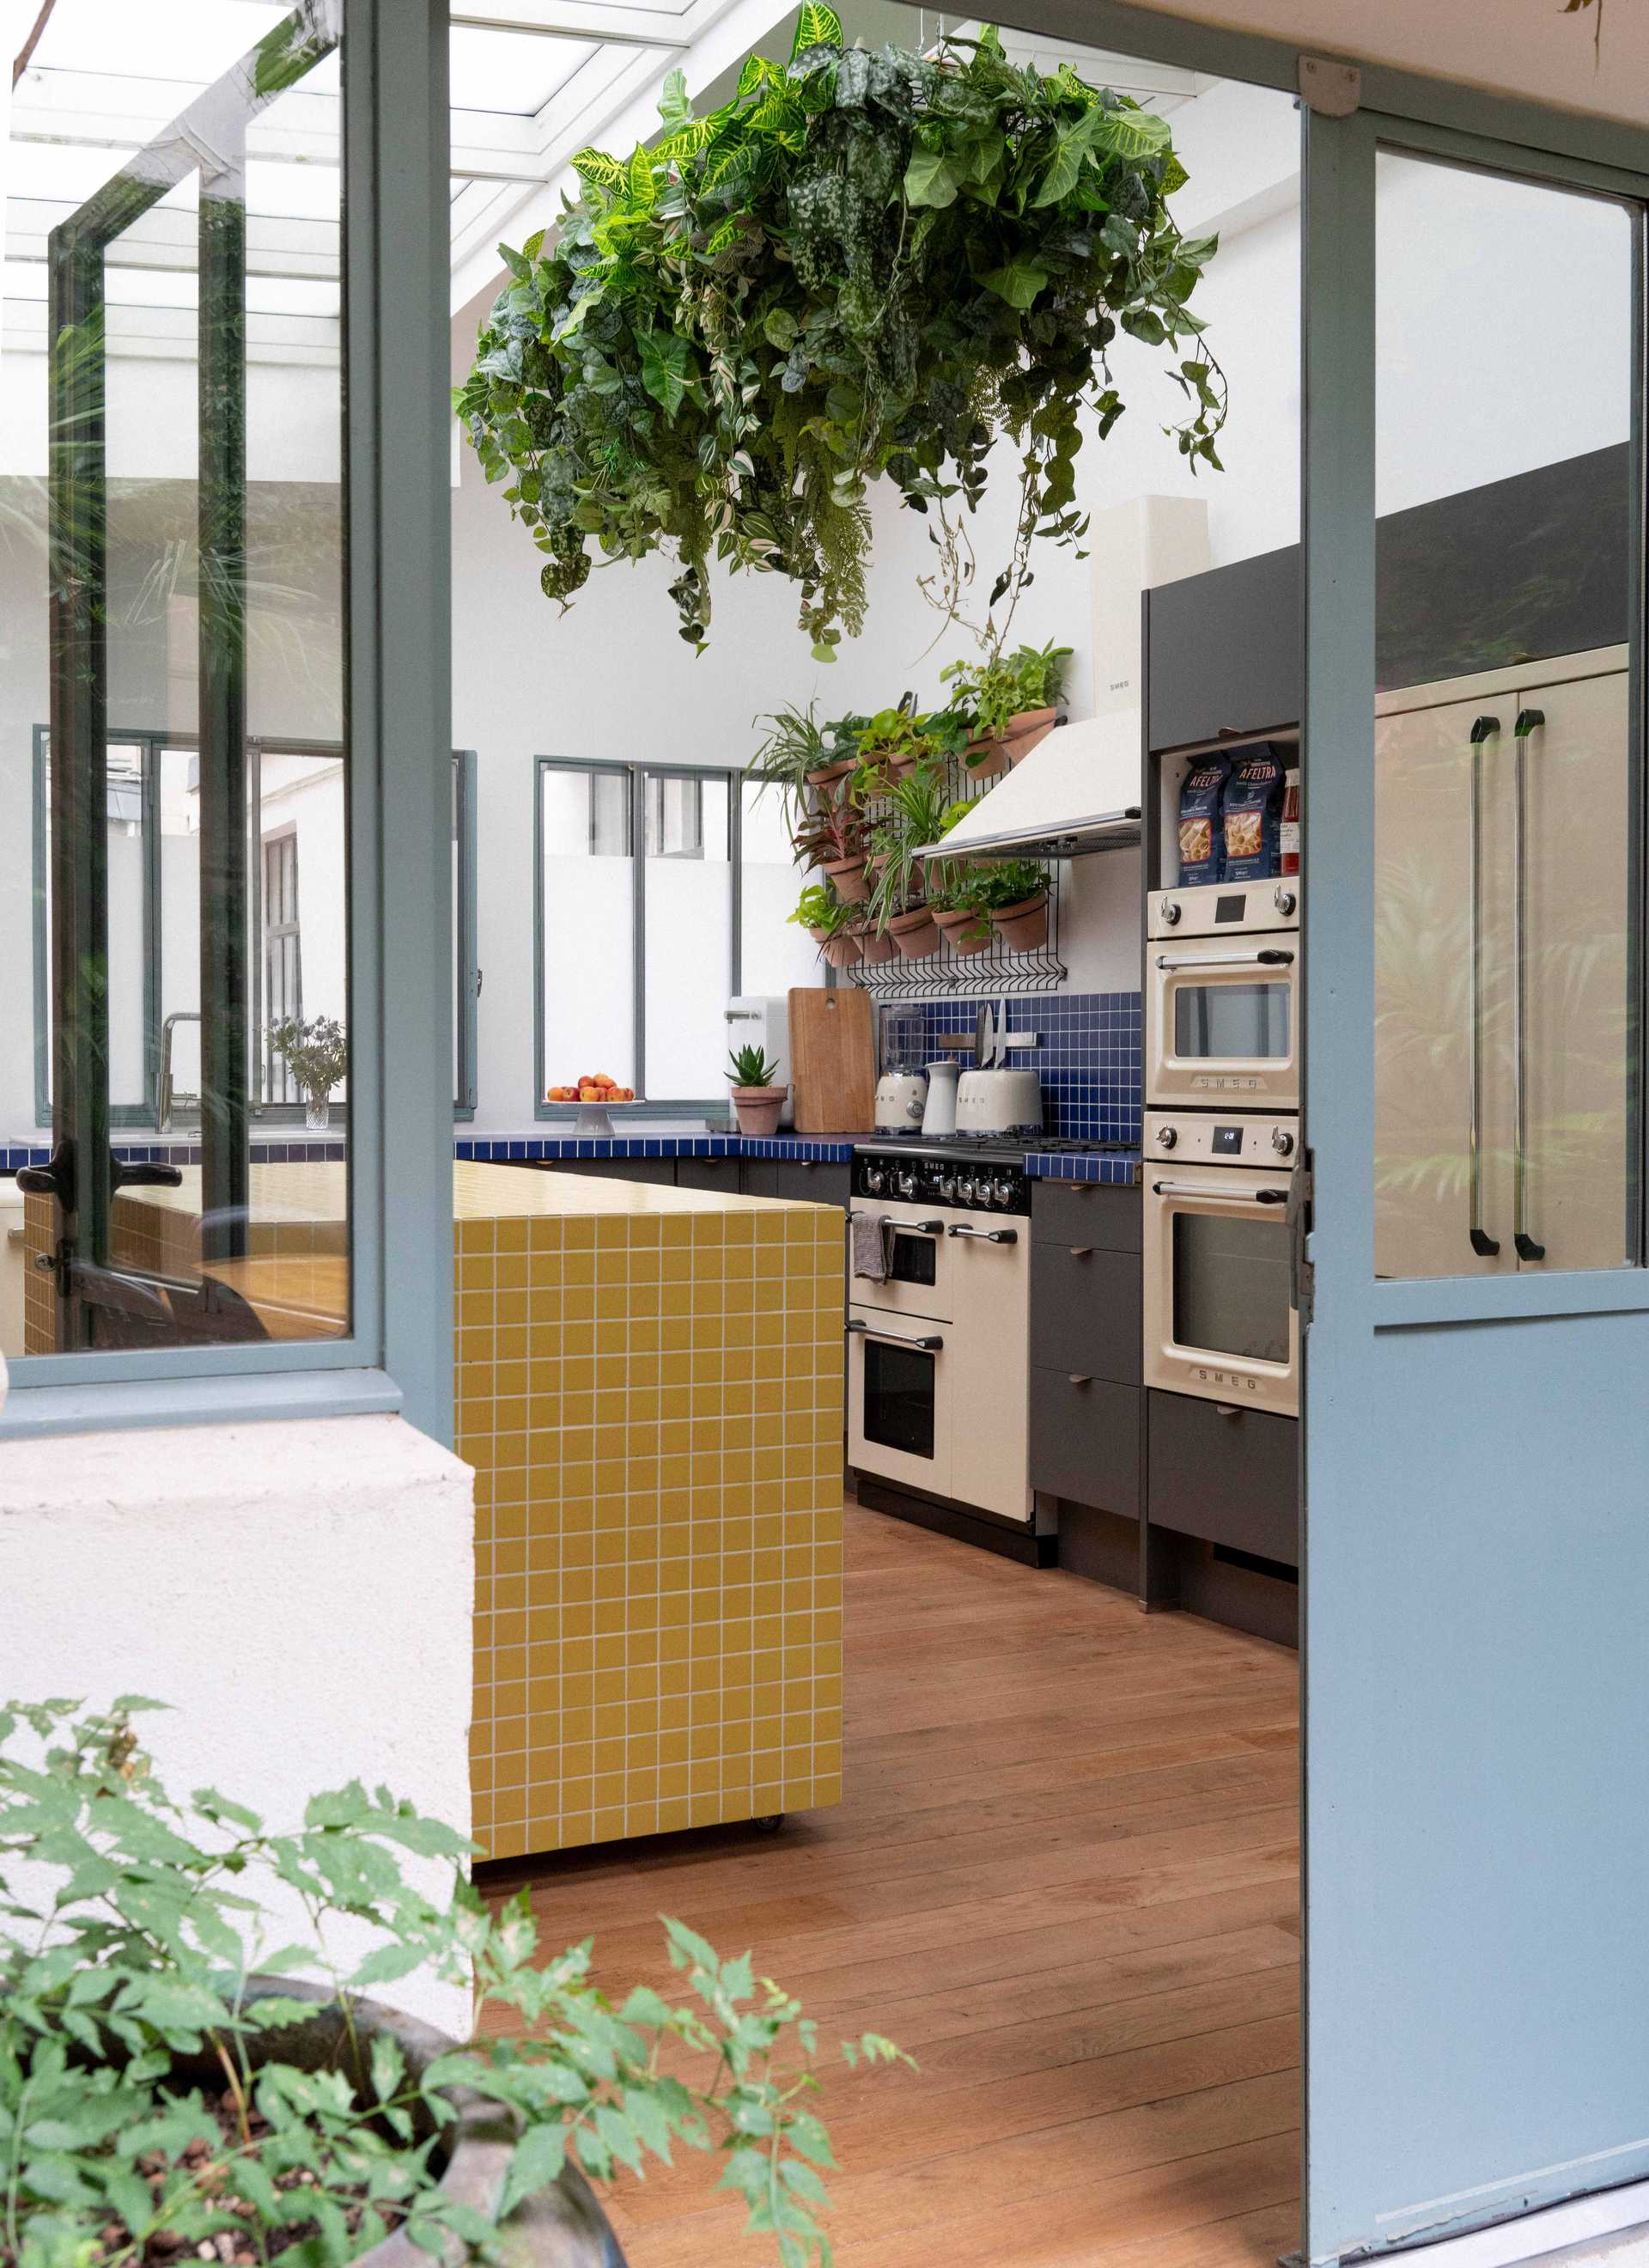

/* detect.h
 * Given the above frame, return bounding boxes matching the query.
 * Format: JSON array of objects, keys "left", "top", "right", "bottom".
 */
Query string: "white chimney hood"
[{"left": 916, "top": 710, "right": 1142, "bottom": 860}]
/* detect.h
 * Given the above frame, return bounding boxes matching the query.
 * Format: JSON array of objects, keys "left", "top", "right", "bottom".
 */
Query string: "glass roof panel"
[
  {"left": 30, "top": 0, "right": 287, "bottom": 83},
  {"left": 448, "top": 26, "right": 598, "bottom": 115}
]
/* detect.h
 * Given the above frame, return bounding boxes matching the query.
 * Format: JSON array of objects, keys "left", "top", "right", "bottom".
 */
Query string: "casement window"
[
  {"left": 534, "top": 759, "right": 818, "bottom": 1113},
  {"left": 1, "top": 2, "right": 453, "bottom": 1438}
]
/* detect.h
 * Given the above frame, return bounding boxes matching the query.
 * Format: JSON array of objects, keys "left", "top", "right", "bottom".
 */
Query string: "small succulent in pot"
[
  {"left": 0, "top": 1697, "right": 909, "bottom": 2268},
  {"left": 727, "top": 1043, "right": 788, "bottom": 1137},
  {"left": 788, "top": 881, "right": 861, "bottom": 969},
  {"left": 265, "top": 1014, "right": 347, "bottom": 1129}
]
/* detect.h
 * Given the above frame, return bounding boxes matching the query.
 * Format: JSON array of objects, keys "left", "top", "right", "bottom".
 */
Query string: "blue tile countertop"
[{"left": 1024, "top": 1151, "right": 1141, "bottom": 1186}]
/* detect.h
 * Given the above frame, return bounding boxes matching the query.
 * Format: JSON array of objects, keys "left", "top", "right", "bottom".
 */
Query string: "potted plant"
[
  {"left": 0, "top": 1698, "right": 908, "bottom": 2268},
  {"left": 746, "top": 700, "right": 831, "bottom": 834},
  {"left": 928, "top": 869, "right": 993, "bottom": 957},
  {"left": 788, "top": 880, "right": 861, "bottom": 968},
  {"left": 867, "top": 767, "right": 954, "bottom": 963},
  {"left": 265, "top": 1014, "right": 348, "bottom": 1130},
  {"left": 940, "top": 641, "right": 1072, "bottom": 771},
  {"left": 845, "top": 917, "right": 897, "bottom": 966},
  {"left": 790, "top": 792, "right": 869, "bottom": 904},
  {"left": 973, "top": 857, "right": 1054, "bottom": 950},
  {"left": 853, "top": 704, "right": 931, "bottom": 792},
  {"left": 727, "top": 1042, "right": 788, "bottom": 1137}
]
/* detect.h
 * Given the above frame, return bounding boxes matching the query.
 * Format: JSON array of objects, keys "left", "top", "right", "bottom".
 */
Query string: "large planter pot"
[
  {"left": 811, "top": 925, "right": 861, "bottom": 970},
  {"left": 961, "top": 735, "right": 1009, "bottom": 782},
  {"left": 170, "top": 1978, "right": 624, "bottom": 2268},
  {"left": 822, "top": 854, "right": 869, "bottom": 904},
  {"left": 1000, "top": 706, "right": 1060, "bottom": 767},
  {"left": 805, "top": 758, "right": 855, "bottom": 800},
  {"left": 989, "top": 892, "right": 1050, "bottom": 951},
  {"left": 932, "top": 905, "right": 992, "bottom": 958},
  {"left": 731, "top": 1084, "right": 787, "bottom": 1137},
  {"left": 849, "top": 922, "right": 897, "bottom": 966},
  {"left": 886, "top": 905, "right": 940, "bottom": 960}
]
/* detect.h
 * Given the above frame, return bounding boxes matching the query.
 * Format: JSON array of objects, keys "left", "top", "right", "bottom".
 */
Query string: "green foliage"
[
  {"left": 0, "top": 1700, "right": 907, "bottom": 2268},
  {"left": 728, "top": 1044, "right": 782, "bottom": 1087},
  {"left": 455, "top": 18, "right": 1224, "bottom": 658},
  {"left": 940, "top": 639, "right": 1071, "bottom": 743},
  {"left": 746, "top": 702, "right": 831, "bottom": 834},
  {"left": 970, "top": 857, "right": 1050, "bottom": 910},
  {"left": 788, "top": 882, "right": 855, "bottom": 935},
  {"left": 867, "top": 765, "right": 955, "bottom": 930},
  {"left": 265, "top": 1015, "right": 348, "bottom": 1106}
]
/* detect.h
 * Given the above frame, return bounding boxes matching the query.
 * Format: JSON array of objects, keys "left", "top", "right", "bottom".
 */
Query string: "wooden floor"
[{"left": 481, "top": 1503, "right": 1301, "bottom": 2268}]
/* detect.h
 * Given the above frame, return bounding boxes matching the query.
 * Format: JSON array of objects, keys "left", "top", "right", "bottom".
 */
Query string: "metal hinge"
[{"left": 1298, "top": 54, "right": 1360, "bottom": 115}]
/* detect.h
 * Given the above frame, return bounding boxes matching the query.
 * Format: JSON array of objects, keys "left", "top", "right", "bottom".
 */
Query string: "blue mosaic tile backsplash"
[{"left": 879, "top": 991, "right": 1142, "bottom": 1143}]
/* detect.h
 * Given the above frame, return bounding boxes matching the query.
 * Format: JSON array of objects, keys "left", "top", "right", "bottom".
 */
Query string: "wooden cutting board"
[{"left": 788, "top": 986, "right": 875, "bottom": 1134}]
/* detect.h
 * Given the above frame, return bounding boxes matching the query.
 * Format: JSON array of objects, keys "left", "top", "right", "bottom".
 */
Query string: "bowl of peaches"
[{"left": 545, "top": 1071, "right": 642, "bottom": 1137}]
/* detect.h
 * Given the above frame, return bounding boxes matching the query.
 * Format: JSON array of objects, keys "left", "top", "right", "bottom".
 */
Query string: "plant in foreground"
[
  {"left": 728, "top": 1044, "right": 782, "bottom": 1088},
  {"left": 0, "top": 1698, "right": 907, "bottom": 2268}
]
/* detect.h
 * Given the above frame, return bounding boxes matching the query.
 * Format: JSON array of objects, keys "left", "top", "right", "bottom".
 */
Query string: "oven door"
[
  {"left": 1144, "top": 1161, "right": 1299, "bottom": 1416},
  {"left": 847, "top": 1307, "right": 952, "bottom": 1500},
  {"left": 846, "top": 1204, "right": 952, "bottom": 1321},
  {"left": 1147, "top": 934, "right": 1299, "bottom": 1109}
]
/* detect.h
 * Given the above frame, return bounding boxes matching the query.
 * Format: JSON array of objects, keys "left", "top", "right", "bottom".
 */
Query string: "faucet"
[{"left": 158, "top": 1011, "right": 201, "bottom": 1131}]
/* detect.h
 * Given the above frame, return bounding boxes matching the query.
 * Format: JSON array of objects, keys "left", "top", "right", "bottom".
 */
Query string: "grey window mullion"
[
  {"left": 141, "top": 734, "right": 161, "bottom": 1123},
  {"left": 632, "top": 763, "right": 647, "bottom": 1098}
]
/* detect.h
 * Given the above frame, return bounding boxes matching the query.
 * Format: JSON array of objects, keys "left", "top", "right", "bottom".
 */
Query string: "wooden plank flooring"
[{"left": 480, "top": 1503, "right": 1301, "bottom": 2268}]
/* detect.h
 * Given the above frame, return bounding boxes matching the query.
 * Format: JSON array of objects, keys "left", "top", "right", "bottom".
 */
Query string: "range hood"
[{"left": 915, "top": 711, "right": 1142, "bottom": 860}]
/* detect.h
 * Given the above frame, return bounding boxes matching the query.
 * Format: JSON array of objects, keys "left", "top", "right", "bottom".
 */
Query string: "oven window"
[
  {"left": 1172, "top": 1213, "right": 1291, "bottom": 1364},
  {"left": 1173, "top": 982, "right": 1290, "bottom": 1060},
  {"left": 887, "top": 1232, "right": 938, "bottom": 1289},
  {"left": 863, "top": 1338, "right": 936, "bottom": 1459}
]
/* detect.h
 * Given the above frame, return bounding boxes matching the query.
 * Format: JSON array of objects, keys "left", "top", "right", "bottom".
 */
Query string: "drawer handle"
[
  {"left": 1068, "top": 1246, "right": 1092, "bottom": 1258},
  {"left": 1068, "top": 1374, "right": 1092, "bottom": 1387},
  {"left": 1214, "top": 1402, "right": 1242, "bottom": 1419}
]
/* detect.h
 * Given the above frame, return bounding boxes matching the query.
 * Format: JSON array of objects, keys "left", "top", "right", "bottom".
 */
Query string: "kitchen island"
[{"left": 21, "top": 1161, "right": 845, "bottom": 1861}]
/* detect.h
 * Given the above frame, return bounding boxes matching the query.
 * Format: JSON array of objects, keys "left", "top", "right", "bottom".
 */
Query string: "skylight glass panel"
[
  {"left": 448, "top": 27, "right": 598, "bottom": 116},
  {"left": 29, "top": 0, "right": 287, "bottom": 85}
]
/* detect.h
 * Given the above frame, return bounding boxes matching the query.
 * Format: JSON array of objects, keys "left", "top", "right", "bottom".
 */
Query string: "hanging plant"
[{"left": 454, "top": 9, "right": 1225, "bottom": 660}]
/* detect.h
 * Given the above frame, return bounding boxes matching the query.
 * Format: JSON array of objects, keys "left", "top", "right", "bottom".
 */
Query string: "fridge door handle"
[
  {"left": 1512, "top": 708, "right": 1547, "bottom": 1261},
  {"left": 1467, "top": 714, "right": 1503, "bottom": 1259}
]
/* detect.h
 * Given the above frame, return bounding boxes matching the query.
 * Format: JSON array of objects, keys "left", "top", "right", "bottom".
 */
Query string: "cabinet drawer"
[
  {"left": 1031, "top": 1243, "right": 1141, "bottom": 1383},
  {"left": 1031, "top": 1369, "right": 1141, "bottom": 1517},
  {"left": 535, "top": 1157, "right": 676, "bottom": 1185},
  {"left": 773, "top": 1160, "right": 850, "bottom": 1209},
  {"left": 1147, "top": 1389, "right": 1299, "bottom": 1567},
  {"left": 676, "top": 1158, "right": 742, "bottom": 1192},
  {"left": 1031, "top": 1180, "right": 1142, "bottom": 1253}
]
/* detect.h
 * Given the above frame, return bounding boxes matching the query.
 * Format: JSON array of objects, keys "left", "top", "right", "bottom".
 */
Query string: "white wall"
[{"left": 0, "top": 1413, "right": 476, "bottom": 2036}]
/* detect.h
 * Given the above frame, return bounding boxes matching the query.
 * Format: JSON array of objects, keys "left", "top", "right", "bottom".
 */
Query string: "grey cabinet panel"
[
  {"left": 1145, "top": 545, "right": 1301, "bottom": 753},
  {"left": 740, "top": 1158, "right": 783, "bottom": 1200},
  {"left": 676, "top": 1158, "right": 742, "bottom": 1192},
  {"left": 1147, "top": 1389, "right": 1299, "bottom": 1568},
  {"left": 1031, "top": 1243, "right": 1141, "bottom": 1384},
  {"left": 766, "top": 1161, "right": 850, "bottom": 1209},
  {"left": 1031, "top": 1180, "right": 1142, "bottom": 1253},
  {"left": 1031, "top": 1369, "right": 1141, "bottom": 1517},
  {"left": 535, "top": 1157, "right": 676, "bottom": 1186}
]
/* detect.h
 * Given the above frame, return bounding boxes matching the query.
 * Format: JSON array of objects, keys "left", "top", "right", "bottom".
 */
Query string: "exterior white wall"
[{"left": 0, "top": 1412, "right": 476, "bottom": 2037}]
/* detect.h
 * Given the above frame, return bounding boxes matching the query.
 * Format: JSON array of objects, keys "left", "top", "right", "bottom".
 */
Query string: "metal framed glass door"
[{"left": 1301, "top": 99, "right": 1649, "bottom": 2260}]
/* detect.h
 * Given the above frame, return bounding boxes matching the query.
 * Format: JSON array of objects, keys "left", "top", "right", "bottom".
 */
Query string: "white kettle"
[{"left": 922, "top": 1059, "right": 961, "bottom": 1137}]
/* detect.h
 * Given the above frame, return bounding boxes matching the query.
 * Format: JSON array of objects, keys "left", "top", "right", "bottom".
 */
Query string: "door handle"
[
  {"left": 1151, "top": 1180, "right": 1288, "bottom": 1204},
  {"left": 1467, "top": 714, "right": 1502, "bottom": 1259},
  {"left": 1512, "top": 708, "right": 1546, "bottom": 1261},
  {"left": 112, "top": 1159, "right": 184, "bottom": 1192},
  {"left": 1068, "top": 1373, "right": 1092, "bottom": 1387},
  {"left": 15, "top": 1142, "right": 75, "bottom": 1207},
  {"left": 849, "top": 1213, "right": 945, "bottom": 1235},
  {"left": 1068, "top": 1246, "right": 1093, "bottom": 1258},
  {"left": 946, "top": 1225, "right": 1018, "bottom": 1242},
  {"left": 845, "top": 1319, "right": 943, "bottom": 1350},
  {"left": 1153, "top": 948, "right": 1295, "bottom": 972}
]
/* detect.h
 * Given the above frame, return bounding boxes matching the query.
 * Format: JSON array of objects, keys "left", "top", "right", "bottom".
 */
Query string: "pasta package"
[
  {"left": 1177, "top": 757, "right": 1230, "bottom": 886},
  {"left": 1220, "top": 742, "right": 1288, "bottom": 881}
]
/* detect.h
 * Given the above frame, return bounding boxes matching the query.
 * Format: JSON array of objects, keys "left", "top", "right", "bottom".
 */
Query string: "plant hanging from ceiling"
[{"left": 454, "top": 7, "right": 1225, "bottom": 660}]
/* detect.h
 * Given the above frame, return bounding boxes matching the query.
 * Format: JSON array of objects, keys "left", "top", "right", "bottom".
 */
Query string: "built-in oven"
[
  {"left": 845, "top": 1204, "right": 953, "bottom": 1321},
  {"left": 1147, "top": 880, "right": 1299, "bottom": 1111},
  {"left": 1143, "top": 1110, "right": 1300, "bottom": 1417},
  {"left": 848, "top": 1306, "right": 953, "bottom": 1501}
]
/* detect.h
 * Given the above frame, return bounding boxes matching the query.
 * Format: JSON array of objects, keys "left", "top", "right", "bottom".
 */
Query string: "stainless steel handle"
[
  {"left": 845, "top": 1319, "right": 943, "bottom": 1350},
  {"left": 1068, "top": 1373, "right": 1092, "bottom": 1387},
  {"left": 1068, "top": 1246, "right": 1093, "bottom": 1258},
  {"left": 1151, "top": 1180, "right": 1288, "bottom": 1204},
  {"left": 1467, "top": 716, "right": 1502, "bottom": 1259},
  {"left": 946, "top": 1225, "right": 1019, "bottom": 1242},
  {"left": 1153, "top": 948, "right": 1295, "bottom": 973},
  {"left": 1512, "top": 708, "right": 1546, "bottom": 1261},
  {"left": 850, "top": 1213, "right": 945, "bottom": 1235}
]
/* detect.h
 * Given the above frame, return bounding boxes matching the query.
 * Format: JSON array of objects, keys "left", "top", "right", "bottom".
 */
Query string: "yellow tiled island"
[
  {"left": 457, "top": 1167, "right": 845, "bottom": 1859},
  {"left": 25, "top": 1161, "right": 845, "bottom": 1861}
]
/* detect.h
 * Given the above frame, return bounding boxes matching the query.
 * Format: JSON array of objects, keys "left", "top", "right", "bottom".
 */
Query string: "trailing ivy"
[{"left": 454, "top": 8, "right": 1224, "bottom": 658}]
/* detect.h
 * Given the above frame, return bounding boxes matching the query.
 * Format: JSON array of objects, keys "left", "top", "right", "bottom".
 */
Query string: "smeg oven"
[
  {"left": 1142, "top": 1110, "right": 1300, "bottom": 1417},
  {"left": 1147, "top": 878, "right": 1299, "bottom": 1111}
]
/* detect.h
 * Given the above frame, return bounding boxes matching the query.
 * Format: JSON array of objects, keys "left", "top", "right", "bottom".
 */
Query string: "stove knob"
[
  {"left": 1158, "top": 1125, "right": 1177, "bottom": 1151},
  {"left": 1160, "top": 899, "right": 1181, "bottom": 927},
  {"left": 1271, "top": 1127, "right": 1295, "bottom": 1156},
  {"left": 939, "top": 1174, "right": 958, "bottom": 1203},
  {"left": 864, "top": 1166, "right": 885, "bottom": 1194},
  {"left": 897, "top": 1168, "right": 918, "bottom": 1198},
  {"left": 1274, "top": 886, "right": 1297, "bottom": 918},
  {"left": 992, "top": 1178, "right": 1015, "bottom": 1209},
  {"left": 956, "top": 1176, "right": 977, "bottom": 1206}
]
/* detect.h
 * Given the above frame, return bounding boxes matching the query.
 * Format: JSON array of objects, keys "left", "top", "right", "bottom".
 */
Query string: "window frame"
[
  {"left": 1, "top": 0, "right": 453, "bottom": 1445},
  {"left": 453, "top": 749, "right": 479, "bottom": 1120},
  {"left": 535, "top": 754, "right": 763, "bottom": 1119}
]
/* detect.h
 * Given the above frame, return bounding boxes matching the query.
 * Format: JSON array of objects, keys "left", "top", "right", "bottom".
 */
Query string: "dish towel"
[{"left": 850, "top": 1208, "right": 891, "bottom": 1283}]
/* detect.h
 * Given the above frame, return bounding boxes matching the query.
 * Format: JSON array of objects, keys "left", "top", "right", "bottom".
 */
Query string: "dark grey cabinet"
[
  {"left": 1031, "top": 1242, "right": 1141, "bottom": 1384},
  {"left": 531, "top": 1157, "right": 675, "bottom": 1185},
  {"left": 1031, "top": 1180, "right": 1141, "bottom": 1253},
  {"left": 1031, "top": 1371, "right": 1141, "bottom": 1519},
  {"left": 764, "top": 1159, "right": 850, "bottom": 1209},
  {"left": 1143, "top": 544, "right": 1301, "bottom": 753},
  {"left": 1146, "top": 1389, "right": 1299, "bottom": 1569},
  {"left": 526, "top": 1153, "right": 849, "bottom": 1207},
  {"left": 675, "top": 1158, "right": 742, "bottom": 1193}
]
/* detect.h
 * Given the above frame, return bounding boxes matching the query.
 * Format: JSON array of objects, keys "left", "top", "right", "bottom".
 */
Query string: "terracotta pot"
[
  {"left": 989, "top": 892, "right": 1050, "bottom": 951},
  {"left": 811, "top": 925, "right": 861, "bottom": 970},
  {"left": 962, "top": 735, "right": 1010, "bottom": 781},
  {"left": 731, "top": 1084, "right": 788, "bottom": 1137},
  {"left": 805, "top": 757, "right": 855, "bottom": 795},
  {"left": 822, "top": 854, "right": 869, "bottom": 903},
  {"left": 886, "top": 905, "right": 940, "bottom": 960},
  {"left": 1001, "top": 706, "right": 1060, "bottom": 767},
  {"left": 887, "top": 747, "right": 922, "bottom": 777},
  {"left": 849, "top": 922, "right": 897, "bottom": 966},
  {"left": 932, "top": 904, "right": 993, "bottom": 958}
]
